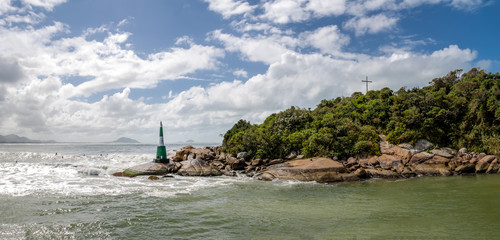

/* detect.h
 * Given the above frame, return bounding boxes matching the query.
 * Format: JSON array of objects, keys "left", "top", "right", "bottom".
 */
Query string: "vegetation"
[{"left": 222, "top": 69, "right": 500, "bottom": 160}]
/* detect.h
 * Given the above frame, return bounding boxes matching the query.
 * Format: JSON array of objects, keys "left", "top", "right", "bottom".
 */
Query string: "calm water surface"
[{"left": 1, "top": 143, "right": 499, "bottom": 239}]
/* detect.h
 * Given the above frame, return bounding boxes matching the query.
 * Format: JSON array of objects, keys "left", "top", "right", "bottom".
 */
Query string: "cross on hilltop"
[{"left": 362, "top": 76, "right": 372, "bottom": 93}]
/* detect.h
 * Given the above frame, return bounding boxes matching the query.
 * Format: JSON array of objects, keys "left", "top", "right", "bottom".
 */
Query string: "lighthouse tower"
[{"left": 155, "top": 121, "right": 169, "bottom": 163}]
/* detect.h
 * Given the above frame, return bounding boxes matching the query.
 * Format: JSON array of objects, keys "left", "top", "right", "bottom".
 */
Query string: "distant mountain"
[
  {"left": 0, "top": 134, "right": 56, "bottom": 143},
  {"left": 112, "top": 137, "right": 140, "bottom": 143},
  {"left": 186, "top": 139, "right": 195, "bottom": 143}
]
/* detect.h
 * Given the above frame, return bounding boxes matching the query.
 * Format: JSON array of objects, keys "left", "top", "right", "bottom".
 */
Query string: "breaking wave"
[{"left": 0, "top": 150, "right": 248, "bottom": 198}]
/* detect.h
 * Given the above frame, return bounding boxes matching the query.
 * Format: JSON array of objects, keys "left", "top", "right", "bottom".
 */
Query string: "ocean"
[{"left": 1, "top": 143, "right": 499, "bottom": 239}]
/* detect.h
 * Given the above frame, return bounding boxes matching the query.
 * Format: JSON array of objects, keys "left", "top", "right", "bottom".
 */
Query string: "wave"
[{"left": 0, "top": 151, "right": 251, "bottom": 198}]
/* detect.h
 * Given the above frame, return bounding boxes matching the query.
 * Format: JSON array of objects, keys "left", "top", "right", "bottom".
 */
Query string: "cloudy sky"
[{"left": 0, "top": 0, "right": 498, "bottom": 143}]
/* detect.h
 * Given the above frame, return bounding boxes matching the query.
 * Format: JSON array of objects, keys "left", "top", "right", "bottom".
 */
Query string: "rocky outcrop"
[
  {"left": 118, "top": 162, "right": 168, "bottom": 177},
  {"left": 114, "top": 137, "right": 499, "bottom": 182},
  {"left": 255, "top": 158, "right": 349, "bottom": 183},
  {"left": 177, "top": 157, "right": 222, "bottom": 176}
]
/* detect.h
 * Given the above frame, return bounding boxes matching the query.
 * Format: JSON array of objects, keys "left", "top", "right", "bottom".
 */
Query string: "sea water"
[{"left": 1, "top": 143, "right": 499, "bottom": 239}]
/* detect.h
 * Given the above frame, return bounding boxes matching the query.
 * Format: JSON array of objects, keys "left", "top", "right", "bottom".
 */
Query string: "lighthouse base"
[{"left": 154, "top": 158, "right": 170, "bottom": 164}]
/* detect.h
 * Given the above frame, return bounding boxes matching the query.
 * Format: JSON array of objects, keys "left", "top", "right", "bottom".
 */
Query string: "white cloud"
[
  {"left": 300, "top": 25, "right": 350, "bottom": 54},
  {"left": 204, "top": 0, "right": 256, "bottom": 18},
  {"left": 141, "top": 45, "right": 476, "bottom": 140},
  {"left": 306, "top": 0, "right": 346, "bottom": 17},
  {"left": 0, "top": 0, "right": 489, "bottom": 143},
  {"left": 261, "top": 0, "right": 310, "bottom": 24},
  {"left": 233, "top": 69, "right": 248, "bottom": 78},
  {"left": 210, "top": 29, "right": 295, "bottom": 64},
  {"left": 344, "top": 14, "right": 399, "bottom": 36},
  {"left": 21, "top": 0, "right": 67, "bottom": 11}
]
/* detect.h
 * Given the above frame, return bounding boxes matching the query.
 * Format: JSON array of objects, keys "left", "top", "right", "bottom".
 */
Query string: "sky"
[{"left": 0, "top": 0, "right": 498, "bottom": 143}]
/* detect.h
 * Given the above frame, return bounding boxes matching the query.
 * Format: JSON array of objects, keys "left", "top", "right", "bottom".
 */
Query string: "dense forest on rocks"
[{"left": 222, "top": 68, "right": 500, "bottom": 160}]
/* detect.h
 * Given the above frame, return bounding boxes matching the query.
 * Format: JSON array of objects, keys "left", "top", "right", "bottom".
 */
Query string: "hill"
[
  {"left": 0, "top": 134, "right": 56, "bottom": 143},
  {"left": 222, "top": 68, "right": 500, "bottom": 159},
  {"left": 112, "top": 137, "right": 140, "bottom": 143}
]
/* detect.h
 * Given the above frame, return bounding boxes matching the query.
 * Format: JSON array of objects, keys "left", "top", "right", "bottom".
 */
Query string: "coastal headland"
[
  {"left": 114, "top": 135, "right": 499, "bottom": 183},
  {"left": 115, "top": 68, "right": 499, "bottom": 182}
]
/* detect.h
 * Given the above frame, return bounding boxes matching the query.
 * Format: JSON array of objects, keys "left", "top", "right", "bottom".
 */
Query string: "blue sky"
[{"left": 0, "top": 0, "right": 498, "bottom": 143}]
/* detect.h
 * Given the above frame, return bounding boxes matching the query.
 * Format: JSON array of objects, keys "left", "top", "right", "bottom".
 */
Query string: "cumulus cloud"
[
  {"left": 0, "top": 0, "right": 487, "bottom": 142},
  {"left": 204, "top": 0, "right": 256, "bottom": 18},
  {"left": 0, "top": 21, "right": 225, "bottom": 98},
  {"left": 261, "top": 0, "right": 310, "bottom": 24},
  {"left": 306, "top": 0, "right": 346, "bottom": 17},
  {"left": 233, "top": 69, "right": 248, "bottom": 78},
  {"left": 344, "top": 14, "right": 399, "bottom": 36},
  {"left": 299, "top": 25, "right": 350, "bottom": 54},
  {"left": 209, "top": 29, "right": 295, "bottom": 64},
  {"left": 0, "top": 56, "right": 25, "bottom": 84}
]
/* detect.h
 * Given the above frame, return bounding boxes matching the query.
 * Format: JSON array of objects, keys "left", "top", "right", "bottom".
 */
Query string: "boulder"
[
  {"left": 166, "top": 162, "right": 182, "bottom": 173},
  {"left": 431, "top": 148, "right": 456, "bottom": 158},
  {"left": 458, "top": 148, "right": 468, "bottom": 156},
  {"left": 358, "top": 156, "right": 378, "bottom": 168},
  {"left": 172, "top": 145, "right": 195, "bottom": 162},
  {"left": 226, "top": 157, "right": 246, "bottom": 170},
  {"left": 177, "top": 157, "right": 222, "bottom": 176},
  {"left": 454, "top": 163, "right": 476, "bottom": 174},
  {"left": 377, "top": 155, "right": 403, "bottom": 169},
  {"left": 347, "top": 157, "right": 357, "bottom": 166},
  {"left": 353, "top": 168, "right": 368, "bottom": 178},
  {"left": 364, "top": 168, "right": 399, "bottom": 178},
  {"left": 379, "top": 137, "right": 412, "bottom": 162},
  {"left": 251, "top": 158, "right": 264, "bottom": 166},
  {"left": 173, "top": 145, "right": 215, "bottom": 162},
  {"left": 218, "top": 152, "right": 226, "bottom": 161},
  {"left": 396, "top": 167, "right": 416, "bottom": 178},
  {"left": 148, "top": 176, "right": 159, "bottom": 180},
  {"left": 424, "top": 155, "right": 451, "bottom": 165},
  {"left": 398, "top": 143, "right": 414, "bottom": 150},
  {"left": 409, "top": 152, "right": 434, "bottom": 165},
  {"left": 267, "top": 159, "right": 285, "bottom": 166},
  {"left": 121, "top": 162, "right": 168, "bottom": 177},
  {"left": 256, "top": 158, "right": 348, "bottom": 183},
  {"left": 414, "top": 139, "right": 434, "bottom": 152},
  {"left": 412, "top": 164, "right": 451, "bottom": 176},
  {"left": 237, "top": 152, "right": 250, "bottom": 160},
  {"left": 486, "top": 159, "right": 499, "bottom": 174},
  {"left": 476, "top": 155, "right": 496, "bottom": 173},
  {"left": 285, "top": 151, "right": 297, "bottom": 160},
  {"left": 379, "top": 135, "right": 395, "bottom": 154},
  {"left": 211, "top": 160, "right": 225, "bottom": 170}
]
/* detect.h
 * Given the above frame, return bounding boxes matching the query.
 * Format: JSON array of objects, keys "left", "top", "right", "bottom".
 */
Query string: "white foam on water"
[{"left": 0, "top": 151, "right": 251, "bottom": 198}]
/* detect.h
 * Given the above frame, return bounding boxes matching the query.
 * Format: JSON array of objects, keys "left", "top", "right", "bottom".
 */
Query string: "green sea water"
[
  {"left": 1, "top": 175, "right": 500, "bottom": 239},
  {"left": 1, "top": 144, "right": 499, "bottom": 239}
]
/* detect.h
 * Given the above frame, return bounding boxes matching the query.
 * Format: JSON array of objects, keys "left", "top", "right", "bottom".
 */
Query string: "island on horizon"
[{"left": 112, "top": 137, "right": 140, "bottom": 143}]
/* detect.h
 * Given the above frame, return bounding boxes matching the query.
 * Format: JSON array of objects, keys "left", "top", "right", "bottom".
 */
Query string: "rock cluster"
[{"left": 114, "top": 137, "right": 499, "bottom": 183}]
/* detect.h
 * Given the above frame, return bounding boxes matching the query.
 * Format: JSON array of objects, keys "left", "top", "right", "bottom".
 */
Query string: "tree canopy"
[{"left": 222, "top": 69, "right": 500, "bottom": 159}]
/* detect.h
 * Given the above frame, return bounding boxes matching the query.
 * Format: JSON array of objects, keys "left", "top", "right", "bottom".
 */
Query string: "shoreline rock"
[{"left": 113, "top": 137, "right": 499, "bottom": 183}]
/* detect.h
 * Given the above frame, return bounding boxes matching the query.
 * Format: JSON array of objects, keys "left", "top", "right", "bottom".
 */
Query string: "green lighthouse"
[{"left": 155, "top": 121, "right": 169, "bottom": 163}]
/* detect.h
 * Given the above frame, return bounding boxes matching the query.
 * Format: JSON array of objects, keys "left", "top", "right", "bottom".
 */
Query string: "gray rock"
[
  {"left": 285, "top": 151, "right": 297, "bottom": 159},
  {"left": 431, "top": 148, "right": 455, "bottom": 158},
  {"left": 122, "top": 162, "right": 168, "bottom": 177},
  {"left": 414, "top": 139, "right": 434, "bottom": 151},
  {"left": 458, "top": 148, "right": 468, "bottom": 156},
  {"left": 398, "top": 143, "right": 413, "bottom": 150},
  {"left": 237, "top": 152, "right": 249, "bottom": 160}
]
